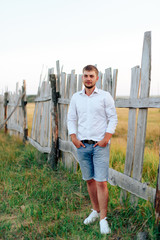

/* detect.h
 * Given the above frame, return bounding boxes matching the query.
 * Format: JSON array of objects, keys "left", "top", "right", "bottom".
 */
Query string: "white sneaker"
[
  {"left": 84, "top": 209, "right": 100, "bottom": 225},
  {"left": 100, "top": 217, "right": 111, "bottom": 234}
]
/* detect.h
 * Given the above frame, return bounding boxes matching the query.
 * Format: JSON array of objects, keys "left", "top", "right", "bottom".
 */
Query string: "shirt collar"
[{"left": 79, "top": 86, "right": 99, "bottom": 95}]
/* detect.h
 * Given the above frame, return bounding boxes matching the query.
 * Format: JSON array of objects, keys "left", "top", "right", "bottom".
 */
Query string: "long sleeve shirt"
[{"left": 67, "top": 87, "right": 118, "bottom": 142}]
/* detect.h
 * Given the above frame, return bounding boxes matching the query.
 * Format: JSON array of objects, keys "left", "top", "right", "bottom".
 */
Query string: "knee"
[
  {"left": 96, "top": 181, "right": 108, "bottom": 189},
  {"left": 86, "top": 178, "right": 95, "bottom": 185}
]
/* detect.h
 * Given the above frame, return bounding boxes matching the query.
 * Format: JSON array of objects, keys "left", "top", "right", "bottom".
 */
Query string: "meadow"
[{"left": 0, "top": 103, "right": 160, "bottom": 239}]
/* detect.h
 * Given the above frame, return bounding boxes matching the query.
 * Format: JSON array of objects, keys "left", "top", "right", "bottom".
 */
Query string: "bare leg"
[
  {"left": 86, "top": 179, "right": 100, "bottom": 212},
  {"left": 96, "top": 181, "right": 109, "bottom": 220}
]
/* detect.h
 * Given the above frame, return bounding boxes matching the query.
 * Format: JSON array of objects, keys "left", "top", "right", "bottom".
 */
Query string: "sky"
[{"left": 0, "top": 0, "right": 160, "bottom": 96}]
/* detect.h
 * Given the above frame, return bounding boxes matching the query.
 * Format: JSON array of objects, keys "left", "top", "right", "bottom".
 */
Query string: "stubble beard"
[{"left": 84, "top": 83, "right": 96, "bottom": 89}]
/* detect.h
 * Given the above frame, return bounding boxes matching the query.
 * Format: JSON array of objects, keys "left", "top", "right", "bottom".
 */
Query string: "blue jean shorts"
[{"left": 77, "top": 143, "right": 110, "bottom": 182}]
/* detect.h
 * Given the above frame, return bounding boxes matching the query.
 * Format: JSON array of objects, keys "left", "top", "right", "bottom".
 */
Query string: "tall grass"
[{"left": 0, "top": 131, "right": 160, "bottom": 239}]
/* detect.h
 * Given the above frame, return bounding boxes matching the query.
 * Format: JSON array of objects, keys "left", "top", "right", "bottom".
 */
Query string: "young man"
[{"left": 67, "top": 65, "right": 117, "bottom": 234}]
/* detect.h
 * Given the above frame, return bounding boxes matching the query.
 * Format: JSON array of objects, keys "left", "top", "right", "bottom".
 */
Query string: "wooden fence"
[
  {"left": 0, "top": 31, "right": 160, "bottom": 220},
  {"left": 0, "top": 81, "right": 28, "bottom": 142},
  {"left": 56, "top": 32, "right": 160, "bottom": 206},
  {"left": 27, "top": 32, "right": 160, "bottom": 208},
  {"left": 28, "top": 71, "right": 52, "bottom": 153}
]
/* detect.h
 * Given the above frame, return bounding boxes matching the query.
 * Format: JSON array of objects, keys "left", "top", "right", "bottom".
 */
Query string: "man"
[{"left": 67, "top": 65, "right": 117, "bottom": 234}]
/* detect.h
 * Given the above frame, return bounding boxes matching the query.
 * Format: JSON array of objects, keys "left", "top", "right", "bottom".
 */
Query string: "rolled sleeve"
[{"left": 105, "top": 93, "right": 118, "bottom": 134}]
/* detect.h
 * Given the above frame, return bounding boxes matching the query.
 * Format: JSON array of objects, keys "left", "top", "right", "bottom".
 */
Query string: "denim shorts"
[{"left": 77, "top": 143, "right": 110, "bottom": 182}]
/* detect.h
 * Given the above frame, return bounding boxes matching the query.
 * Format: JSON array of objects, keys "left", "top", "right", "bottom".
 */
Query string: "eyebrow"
[{"left": 84, "top": 74, "right": 95, "bottom": 77}]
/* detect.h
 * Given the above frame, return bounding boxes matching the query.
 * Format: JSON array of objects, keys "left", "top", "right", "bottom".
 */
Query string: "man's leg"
[
  {"left": 86, "top": 179, "right": 100, "bottom": 212},
  {"left": 96, "top": 181, "right": 108, "bottom": 220},
  {"left": 83, "top": 178, "right": 100, "bottom": 225},
  {"left": 93, "top": 145, "right": 110, "bottom": 219},
  {"left": 87, "top": 179, "right": 109, "bottom": 219}
]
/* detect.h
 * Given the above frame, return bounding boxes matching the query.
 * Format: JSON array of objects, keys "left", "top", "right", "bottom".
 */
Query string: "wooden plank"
[
  {"left": 48, "top": 74, "right": 58, "bottom": 169},
  {"left": 59, "top": 72, "right": 66, "bottom": 140},
  {"left": 28, "top": 137, "right": 51, "bottom": 153},
  {"left": 43, "top": 81, "right": 51, "bottom": 147},
  {"left": 115, "top": 97, "right": 160, "bottom": 108},
  {"left": 96, "top": 71, "right": 102, "bottom": 89},
  {"left": 34, "top": 96, "right": 51, "bottom": 102},
  {"left": 43, "top": 101, "right": 49, "bottom": 147},
  {"left": 120, "top": 66, "right": 140, "bottom": 202},
  {"left": 59, "top": 139, "right": 156, "bottom": 203},
  {"left": 67, "top": 70, "right": 78, "bottom": 170},
  {"left": 112, "top": 69, "right": 118, "bottom": 100},
  {"left": 48, "top": 100, "right": 52, "bottom": 149},
  {"left": 31, "top": 102, "right": 38, "bottom": 139},
  {"left": 4, "top": 92, "right": 8, "bottom": 133},
  {"left": 22, "top": 80, "right": 28, "bottom": 142},
  {"left": 7, "top": 123, "right": 23, "bottom": 134},
  {"left": 131, "top": 31, "right": 151, "bottom": 204},
  {"left": 109, "top": 168, "right": 155, "bottom": 203},
  {"left": 69, "top": 70, "right": 77, "bottom": 99},
  {"left": 57, "top": 96, "right": 160, "bottom": 108},
  {"left": 59, "top": 139, "right": 78, "bottom": 162},
  {"left": 58, "top": 98, "right": 70, "bottom": 105},
  {"left": 40, "top": 82, "right": 47, "bottom": 146},
  {"left": 60, "top": 73, "right": 70, "bottom": 168},
  {"left": 108, "top": 69, "right": 112, "bottom": 95},
  {"left": 64, "top": 74, "right": 71, "bottom": 140},
  {"left": 35, "top": 102, "right": 42, "bottom": 142},
  {"left": 40, "top": 102, "right": 47, "bottom": 146},
  {"left": 124, "top": 66, "right": 140, "bottom": 175},
  {"left": 56, "top": 60, "right": 60, "bottom": 92},
  {"left": 78, "top": 74, "right": 83, "bottom": 91},
  {"left": 103, "top": 68, "right": 112, "bottom": 92}
]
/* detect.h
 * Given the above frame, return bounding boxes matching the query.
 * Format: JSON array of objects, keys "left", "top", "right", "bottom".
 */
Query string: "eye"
[{"left": 90, "top": 75, "right": 94, "bottom": 78}]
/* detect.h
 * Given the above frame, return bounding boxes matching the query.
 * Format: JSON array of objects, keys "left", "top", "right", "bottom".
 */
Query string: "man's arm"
[
  {"left": 70, "top": 134, "right": 85, "bottom": 148},
  {"left": 67, "top": 95, "right": 85, "bottom": 148},
  {"left": 93, "top": 132, "right": 112, "bottom": 147},
  {"left": 94, "top": 93, "right": 117, "bottom": 147}
]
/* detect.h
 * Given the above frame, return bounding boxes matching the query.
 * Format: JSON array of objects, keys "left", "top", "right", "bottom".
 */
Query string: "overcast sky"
[{"left": 0, "top": 0, "right": 160, "bottom": 96}]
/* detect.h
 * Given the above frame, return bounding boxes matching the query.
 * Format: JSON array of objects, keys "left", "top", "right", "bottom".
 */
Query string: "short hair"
[{"left": 83, "top": 65, "right": 99, "bottom": 76}]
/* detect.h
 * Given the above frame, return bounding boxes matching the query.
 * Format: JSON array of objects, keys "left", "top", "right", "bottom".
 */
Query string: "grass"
[
  {"left": 0, "top": 131, "right": 160, "bottom": 239},
  {"left": 0, "top": 104, "right": 159, "bottom": 239}
]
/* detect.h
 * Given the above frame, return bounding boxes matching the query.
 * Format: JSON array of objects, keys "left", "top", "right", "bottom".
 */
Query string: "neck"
[{"left": 85, "top": 86, "right": 96, "bottom": 96}]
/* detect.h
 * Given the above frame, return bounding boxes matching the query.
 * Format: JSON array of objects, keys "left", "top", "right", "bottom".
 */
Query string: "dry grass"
[{"left": 27, "top": 103, "right": 35, "bottom": 136}]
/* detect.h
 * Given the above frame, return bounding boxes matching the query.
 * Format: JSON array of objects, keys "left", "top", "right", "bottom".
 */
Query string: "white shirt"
[{"left": 67, "top": 87, "right": 118, "bottom": 141}]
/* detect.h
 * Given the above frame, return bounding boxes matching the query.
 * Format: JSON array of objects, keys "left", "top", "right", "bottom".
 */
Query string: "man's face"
[{"left": 82, "top": 70, "right": 99, "bottom": 89}]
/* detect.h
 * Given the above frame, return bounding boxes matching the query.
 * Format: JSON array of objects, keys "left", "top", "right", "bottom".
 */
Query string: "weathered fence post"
[
  {"left": 155, "top": 145, "right": 160, "bottom": 223},
  {"left": 120, "top": 66, "right": 140, "bottom": 203},
  {"left": 130, "top": 31, "right": 151, "bottom": 205},
  {"left": 4, "top": 92, "right": 8, "bottom": 133},
  {"left": 21, "top": 80, "right": 28, "bottom": 142},
  {"left": 49, "top": 74, "right": 59, "bottom": 169}
]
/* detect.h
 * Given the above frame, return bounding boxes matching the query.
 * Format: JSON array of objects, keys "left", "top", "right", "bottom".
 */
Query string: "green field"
[{"left": 0, "top": 105, "right": 160, "bottom": 239}]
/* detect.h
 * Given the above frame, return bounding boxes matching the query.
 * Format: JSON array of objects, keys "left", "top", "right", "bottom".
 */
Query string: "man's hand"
[
  {"left": 70, "top": 134, "right": 85, "bottom": 148},
  {"left": 93, "top": 133, "right": 112, "bottom": 148}
]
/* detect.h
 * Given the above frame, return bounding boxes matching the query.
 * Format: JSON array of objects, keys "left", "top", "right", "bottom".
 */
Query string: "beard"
[{"left": 84, "top": 83, "right": 96, "bottom": 89}]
